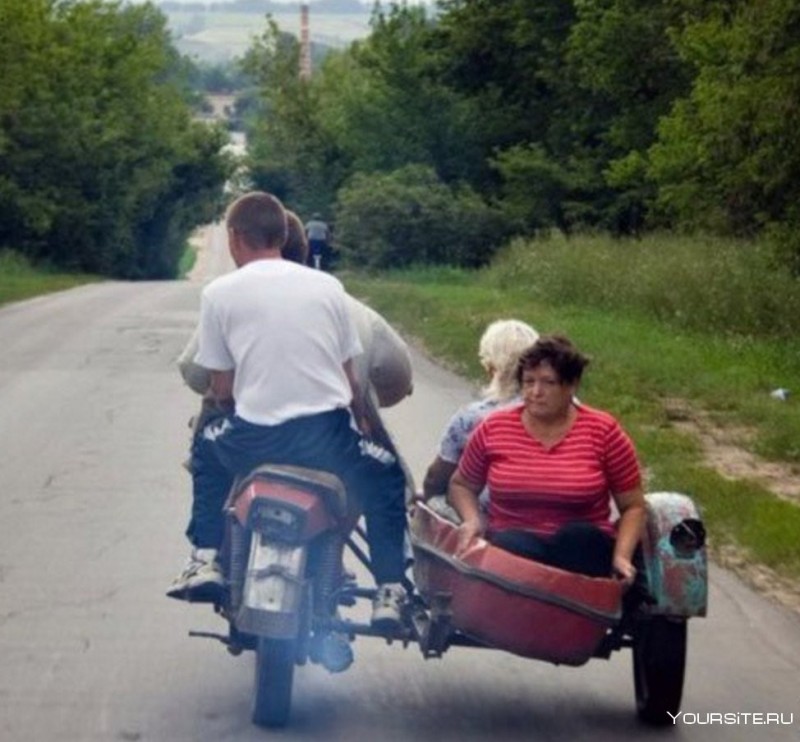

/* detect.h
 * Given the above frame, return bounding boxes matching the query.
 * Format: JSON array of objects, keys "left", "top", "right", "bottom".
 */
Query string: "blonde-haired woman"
[{"left": 422, "top": 319, "right": 539, "bottom": 497}]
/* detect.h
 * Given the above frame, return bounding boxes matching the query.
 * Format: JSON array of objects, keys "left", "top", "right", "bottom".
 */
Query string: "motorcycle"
[{"left": 188, "top": 457, "right": 706, "bottom": 730}]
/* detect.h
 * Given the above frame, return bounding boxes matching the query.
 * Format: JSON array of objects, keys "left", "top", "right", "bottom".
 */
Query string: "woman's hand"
[
  {"left": 612, "top": 554, "right": 638, "bottom": 588},
  {"left": 456, "top": 517, "right": 484, "bottom": 557},
  {"left": 448, "top": 470, "right": 485, "bottom": 557},
  {"left": 611, "top": 485, "right": 646, "bottom": 589}
]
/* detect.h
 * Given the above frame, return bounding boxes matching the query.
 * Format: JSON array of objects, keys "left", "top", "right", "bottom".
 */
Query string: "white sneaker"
[
  {"left": 371, "top": 583, "right": 405, "bottom": 630},
  {"left": 166, "top": 548, "right": 224, "bottom": 602}
]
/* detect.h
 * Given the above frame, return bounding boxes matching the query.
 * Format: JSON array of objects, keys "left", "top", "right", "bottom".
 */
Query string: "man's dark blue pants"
[{"left": 186, "top": 408, "right": 407, "bottom": 584}]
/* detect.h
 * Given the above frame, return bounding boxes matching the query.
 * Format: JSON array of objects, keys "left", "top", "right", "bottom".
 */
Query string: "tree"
[
  {"left": 319, "top": 5, "right": 482, "bottom": 184},
  {"left": 435, "top": 0, "right": 623, "bottom": 232},
  {"left": 242, "top": 5, "right": 482, "bottom": 219},
  {"left": 0, "top": 0, "right": 232, "bottom": 278},
  {"left": 335, "top": 164, "right": 508, "bottom": 269},
  {"left": 648, "top": 0, "right": 800, "bottom": 268},
  {"left": 241, "top": 18, "right": 348, "bottom": 216},
  {"left": 566, "top": 0, "right": 691, "bottom": 233}
]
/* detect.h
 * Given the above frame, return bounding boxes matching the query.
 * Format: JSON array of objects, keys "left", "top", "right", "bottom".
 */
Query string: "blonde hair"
[{"left": 479, "top": 319, "right": 539, "bottom": 401}]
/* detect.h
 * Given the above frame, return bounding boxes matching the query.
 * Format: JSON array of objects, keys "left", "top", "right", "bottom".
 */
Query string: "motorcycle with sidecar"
[{"left": 188, "top": 460, "right": 707, "bottom": 730}]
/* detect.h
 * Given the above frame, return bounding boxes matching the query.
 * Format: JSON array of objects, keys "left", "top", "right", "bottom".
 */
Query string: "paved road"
[{"left": 1, "top": 251, "right": 799, "bottom": 740}]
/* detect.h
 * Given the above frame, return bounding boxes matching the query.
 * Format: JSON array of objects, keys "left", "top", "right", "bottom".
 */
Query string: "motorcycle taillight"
[{"left": 247, "top": 500, "right": 304, "bottom": 543}]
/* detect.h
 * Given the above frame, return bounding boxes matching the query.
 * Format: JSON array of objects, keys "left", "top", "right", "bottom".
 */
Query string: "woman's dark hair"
[{"left": 516, "top": 334, "right": 590, "bottom": 385}]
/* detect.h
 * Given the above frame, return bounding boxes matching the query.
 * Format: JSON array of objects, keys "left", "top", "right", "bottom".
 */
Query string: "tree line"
[
  {"left": 0, "top": 0, "right": 233, "bottom": 279},
  {"left": 241, "top": 0, "right": 800, "bottom": 272}
]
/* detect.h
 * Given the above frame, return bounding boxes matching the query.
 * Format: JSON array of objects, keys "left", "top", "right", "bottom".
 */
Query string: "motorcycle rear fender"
[
  {"left": 233, "top": 479, "right": 337, "bottom": 544},
  {"left": 235, "top": 532, "right": 307, "bottom": 639},
  {"left": 639, "top": 492, "right": 708, "bottom": 617},
  {"left": 230, "top": 464, "right": 348, "bottom": 544}
]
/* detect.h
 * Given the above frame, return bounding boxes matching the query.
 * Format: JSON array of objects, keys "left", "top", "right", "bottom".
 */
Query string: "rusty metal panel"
[{"left": 640, "top": 492, "right": 708, "bottom": 617}]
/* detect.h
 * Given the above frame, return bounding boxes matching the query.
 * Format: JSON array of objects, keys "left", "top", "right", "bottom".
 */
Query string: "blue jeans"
[{"left": 186, "top": 408, "right": 407, "bottom": 584}]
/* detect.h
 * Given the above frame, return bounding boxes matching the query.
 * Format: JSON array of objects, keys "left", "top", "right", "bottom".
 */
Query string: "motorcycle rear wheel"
[{"left": 252, "top": 637, "right": 295, "bottom": 727}]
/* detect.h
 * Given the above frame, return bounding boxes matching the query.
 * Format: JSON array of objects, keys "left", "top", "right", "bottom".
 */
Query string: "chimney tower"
[{"left": 300, "top": 3, "right": 312, "bottom": 81}]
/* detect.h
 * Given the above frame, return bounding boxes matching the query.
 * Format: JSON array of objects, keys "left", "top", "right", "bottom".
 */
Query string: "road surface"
[{"left": 0, "top": 231, "right": 798, "bottom": 740}]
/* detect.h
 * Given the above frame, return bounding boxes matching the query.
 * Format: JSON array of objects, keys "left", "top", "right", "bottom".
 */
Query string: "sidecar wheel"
[
  {"left": 633, "top": 617, "right": 686, "bottom": 725},
  {"left": 252, "top": 637, "right": 295, "bottom": 728}
]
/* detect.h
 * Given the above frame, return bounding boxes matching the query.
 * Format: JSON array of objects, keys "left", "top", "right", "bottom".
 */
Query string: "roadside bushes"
[
  {"left": 334, "top": 165, "right": 509, "bottom": 270},
  {"left": 485, "top": 231, "right": 800, "bottom": 341}
]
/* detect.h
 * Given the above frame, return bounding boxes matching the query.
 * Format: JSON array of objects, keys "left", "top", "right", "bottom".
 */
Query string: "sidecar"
[{"left": 408, "top": 492, "right": 707, "bottom": 725}]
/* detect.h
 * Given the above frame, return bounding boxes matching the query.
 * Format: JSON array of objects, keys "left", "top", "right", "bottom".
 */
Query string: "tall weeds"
[{"left": 484, "top": 233, "right": 799, "bottom": 341}]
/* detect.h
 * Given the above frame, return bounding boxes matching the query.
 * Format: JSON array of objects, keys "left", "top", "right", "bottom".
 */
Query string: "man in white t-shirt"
[
  {"left": 176, "top": 209, "right": 413, "bottom": 433},
  {"left": 167, "top": 192, "right": 408, "bottom": 627}
]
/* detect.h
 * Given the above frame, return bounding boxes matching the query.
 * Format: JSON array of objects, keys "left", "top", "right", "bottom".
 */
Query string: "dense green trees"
[
  {"left": 241, "top": 5, "right": 498, "bottom": 266},
  {"left": 0, "top": 0, "right": 232, "bottom": 278},
  {"left": 8, "top": 1, "right": 782, "bottom": 274},
  {"left": 240, "top": 0, "right": 800, "bottom": 271},
  {"left": 335, "top": 165, "right": 508, "bottom": 269},
  {"left": 241, "top": 19, "right": 348, "bottom": 216},
  {"left": 649, "top": 0, "right": 800, "bottom": 267}
]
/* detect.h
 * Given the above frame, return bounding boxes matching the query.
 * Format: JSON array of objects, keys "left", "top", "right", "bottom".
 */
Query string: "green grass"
[
  {"left": 0, "top": 250, "right": 100, "bottom": 307},
  {"left": 342, "top": 252, "right": 800, "bottom": 582},
  {"left": 486, "top": 231, "right": 800, "bottom": 341},
  {"left": 178, "top": 242, "right": 198, "bottom": 279}
]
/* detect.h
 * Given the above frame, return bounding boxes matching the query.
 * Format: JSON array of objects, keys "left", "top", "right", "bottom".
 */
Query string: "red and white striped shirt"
[{"left": 457, "top": 403, "right": 641, "bottom": 537}]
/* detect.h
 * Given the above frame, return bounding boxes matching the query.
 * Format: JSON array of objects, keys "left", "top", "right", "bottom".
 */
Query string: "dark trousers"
[
  {"left": 186, "top": 408, "right": 407, "bottom": 584},
  {"left": 307, "top": 239, "right": 330, "bottom": 271},
  {"left": 489, "top": 523, "right": 614, "bottom": 578}
]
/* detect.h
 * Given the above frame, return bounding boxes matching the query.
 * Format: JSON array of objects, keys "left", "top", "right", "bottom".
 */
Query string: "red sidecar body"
[{"left": 410, "top": 499, "right": 624, "bottom": 666}]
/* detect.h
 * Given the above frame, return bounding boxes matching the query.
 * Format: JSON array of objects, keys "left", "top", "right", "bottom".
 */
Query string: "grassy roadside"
[
  {"left": 0, "top": 251, "right": 100, "bottom": 308},
  {"left": 343, "top": 267, "right": 800, "bottom": 585},
  {"left": 178, "top": 241, "right": 198, "bottom": 278},
  {"left": 0, "top": 240, "right": 198, "bottom": 307}
]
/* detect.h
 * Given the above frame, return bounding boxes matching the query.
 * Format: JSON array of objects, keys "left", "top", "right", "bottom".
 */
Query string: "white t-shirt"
[
  {"left": 196, "top": 259, "right": 362, "bottom": 425},
  {"left": 305, "top": 219, "right": 329, "bottom": 241}
]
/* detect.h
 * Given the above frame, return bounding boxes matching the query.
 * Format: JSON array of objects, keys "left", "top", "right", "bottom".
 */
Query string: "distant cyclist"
[{"left": 305, "top": 213, "right": 332, "bottom": 271}]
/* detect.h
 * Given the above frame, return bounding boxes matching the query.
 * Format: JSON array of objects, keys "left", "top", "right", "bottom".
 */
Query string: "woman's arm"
[
  {"left": 423, "top": 456, "right": 457, "bottom": 498},
  {"left": 611, "top": 485, "right": 647, "bottom": 585},
  {"left": 448, "top": 469, "right": 485, "bottom": 555},
  {"left": 425, "top": 404, "right": 476, "bottom": 498}
]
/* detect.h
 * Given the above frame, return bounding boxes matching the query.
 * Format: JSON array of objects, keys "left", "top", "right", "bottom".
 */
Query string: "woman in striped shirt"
[{"left": 448, "top": 335, "right": 646, "bottom": 586}]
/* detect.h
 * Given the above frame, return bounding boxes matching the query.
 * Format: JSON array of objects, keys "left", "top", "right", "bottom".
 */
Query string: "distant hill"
[
  {"left": 160, "top": 1, "right": 373, "bottom": 62},
  {"left": 159, "top": 1, "right": 372, "bottom": 14}
]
